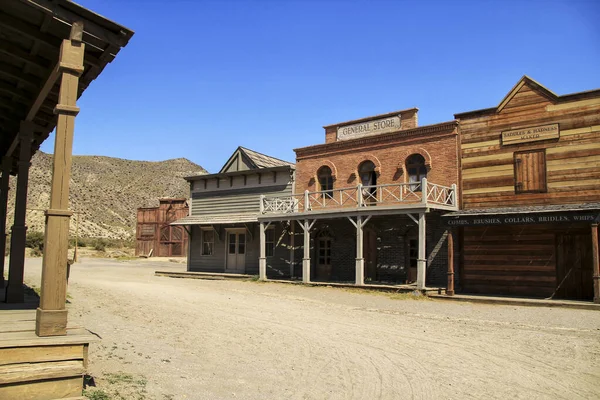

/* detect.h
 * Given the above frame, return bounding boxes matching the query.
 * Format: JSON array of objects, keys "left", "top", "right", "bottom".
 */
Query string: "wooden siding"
[
  {"left": 462, "top": 225, "right": 557, "bottom": 297},
  {"left": 192, "top": 169, "right": 291, "bottom": 192},
  {"left": 191, "top": 182, "right": 293, "bottom": 216},
  {"left": 188, "top": 224, "right": 292, "bottom": 277},
  {"left": 135, "top": 200, "right": 189, "bottom": 257},
  {"left": 459, "top": 82, "right": 600, "bottom": 209}
]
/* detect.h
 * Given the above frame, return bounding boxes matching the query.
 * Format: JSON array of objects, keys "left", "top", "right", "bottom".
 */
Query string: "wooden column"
[
  {"left": 36, "top": 24, "right": 85, "bottom": 336},
  {"left": 355, "top": 216, "right": 364, "bottom": 286},
  {"left": 302, "top": 220, "right": 311, "bottom": 283},
  {"left": 416, "top": 212, "right": 426, "bottom": 290},
  {"left": 0, "top": 157, "right": 11, "bottom": 287},
  {"left": 259, "top": 222, "right": 267, "bottom": 281},
  {"left": 5, "top": 122, "right": 34, "bottom": 303},
  {"left": 289, "top": 221, "right": 295, "bottom": 279},
  {"left": 592, "top": 223, "right": 599, "bottom": 304},
  {"left": 447, "top": 230, "right": 455, "bottom": 296}
]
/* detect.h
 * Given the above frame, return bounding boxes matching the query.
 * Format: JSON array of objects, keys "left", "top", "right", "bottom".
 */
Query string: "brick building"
[{"left": 258, "top": 108, "right": 459, "bottom": 288}]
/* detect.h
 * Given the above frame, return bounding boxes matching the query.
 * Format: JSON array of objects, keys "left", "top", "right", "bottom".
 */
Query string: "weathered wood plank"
[
  {"left": 0, "top": 344, "right": 83, "bottom": 366},
  {"left": 0, "top": 375, "right": 82, "bottom": 400}
]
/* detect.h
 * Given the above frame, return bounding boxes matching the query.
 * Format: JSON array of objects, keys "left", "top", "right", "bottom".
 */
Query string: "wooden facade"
[
  {"left": 135, "top": 198, "right": 189, "bottom": 257},
  {"left": 174, "top": 147, "right": 296, "bottom": 276},
  {"left": 450, "top": 76, "right": 600, "bottom": 301}
]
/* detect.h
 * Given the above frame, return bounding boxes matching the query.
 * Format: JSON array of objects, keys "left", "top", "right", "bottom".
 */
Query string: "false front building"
[
  {"left": 258, "top": 109, "right": 459, "bottom": 289},
  {"left": 173, "top": 147, "right": 296, "bottom": 277},
  {"left": 446, "top": 76, "right": 600, "bottom": 302}
]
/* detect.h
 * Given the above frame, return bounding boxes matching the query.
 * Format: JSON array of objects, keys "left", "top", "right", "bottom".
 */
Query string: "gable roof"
[
  {"left": 219, "top": 146, "right": 294, "bottom": 173},
  {"left": 454, "top": 75, "right": 600, "bottom": 119}
]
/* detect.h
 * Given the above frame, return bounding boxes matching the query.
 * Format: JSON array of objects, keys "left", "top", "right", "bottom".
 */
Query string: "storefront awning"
[
  {"left": 170, "top": 214, "right": 258, "bottom": 226},
  {"left": 442, "top": 203, "right": 600, "bottom": 227}
]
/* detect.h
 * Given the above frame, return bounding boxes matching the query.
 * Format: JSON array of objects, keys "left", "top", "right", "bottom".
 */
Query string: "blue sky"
[{"left": 41, "top": 0, "right": 600, "bottom": 173}]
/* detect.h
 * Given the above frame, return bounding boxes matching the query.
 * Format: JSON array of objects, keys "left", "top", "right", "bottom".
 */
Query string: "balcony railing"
[{"left": 260, "top": 178, "right": 457, "bottom": 214}]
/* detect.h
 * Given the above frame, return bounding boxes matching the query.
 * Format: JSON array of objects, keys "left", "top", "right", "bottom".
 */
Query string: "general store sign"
[
  {"left": 501, "top": 123, "right": 559, "bottom": 145},
  {"left": 337, "top": 115, "right": 401, "bottom": 141},
  {"left": 444, "top": 211, "right": 599, "bottom": 227}
]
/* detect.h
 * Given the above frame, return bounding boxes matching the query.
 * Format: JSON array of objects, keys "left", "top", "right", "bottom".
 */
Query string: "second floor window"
[
  {"left": 318, "top": 166, "right": 334, "bottom": 196},
  {"left": 406, "top": 154, "right": 427, "bottom": 191},
  {"left": 514, "top": 150, "right": 547, "bottom": 193}
]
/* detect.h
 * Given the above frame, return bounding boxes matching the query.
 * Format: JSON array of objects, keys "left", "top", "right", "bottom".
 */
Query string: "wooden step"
[{"left": 0, "top": 360, "right": 84, "bottom": 385}]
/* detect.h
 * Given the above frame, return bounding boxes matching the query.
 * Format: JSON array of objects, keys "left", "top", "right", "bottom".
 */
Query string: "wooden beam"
[
  {"left": 0, "top": 40, "right": 52, "bottom": 74},
  {"left": 20, "top": 0, "right": 130, "bottom": 46},
  {"left": 0, "top": 156, "right": 11, "bottom": 286},
  {"left": 259, "top": 222, "right": 267, "bottom": 281},
  {"left": 36, "top": 27, "right": 85, "bottom": 336},
  {"left": 416, "top": 212, "right": 426, "bottom": 290},
  {"left": 0, "top": 60, "right": 43, "bottom": 89},
  {"left": 447, "top": 230, "right": 455, "bottom": 296},
  {"left": 593, "top": 223, "right": 599, "bottom": 304}
]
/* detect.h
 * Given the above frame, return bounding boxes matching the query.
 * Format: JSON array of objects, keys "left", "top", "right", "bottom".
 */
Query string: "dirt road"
[{"left": 22, "top": 258, "right": 600, "bottom": 400}]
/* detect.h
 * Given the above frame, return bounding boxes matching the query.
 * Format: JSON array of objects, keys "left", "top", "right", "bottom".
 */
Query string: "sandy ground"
[{"left": 20, "top": 257, "right": 600, "bottom": 400}]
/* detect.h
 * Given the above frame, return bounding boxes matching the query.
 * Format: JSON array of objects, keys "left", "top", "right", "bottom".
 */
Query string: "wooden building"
[
  {"left": 172, "top": 147, "right": 296, "bottom": 277},
  {"left": 0, "top": 0, "right": 133, "bottom": 398},
  {"left": 446, "top": 76, "right": 600, "bottom": 302},
  {"left": 136, "top": 198, "right": 189, "bottom": 257},
  {"left": 258, "top": 109, "right": 459, "bottom": 289}
]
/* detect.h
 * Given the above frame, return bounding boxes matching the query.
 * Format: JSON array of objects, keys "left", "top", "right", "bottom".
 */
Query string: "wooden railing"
[{"left": 261, "top": 178, "right": 457, "bottom": 214}]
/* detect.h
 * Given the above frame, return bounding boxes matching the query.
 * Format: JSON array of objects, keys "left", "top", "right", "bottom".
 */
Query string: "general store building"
[{"left": 258, "top": 108, "right": 459, "bottom": 289}]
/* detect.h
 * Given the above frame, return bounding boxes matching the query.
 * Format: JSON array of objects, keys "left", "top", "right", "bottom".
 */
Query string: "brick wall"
[{"left": 295, "top": 121, "right": 459, "bottom": 194}]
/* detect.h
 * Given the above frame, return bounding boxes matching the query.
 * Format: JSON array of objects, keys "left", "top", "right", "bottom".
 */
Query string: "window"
[
  {"left": 266, "top": 228, "right": 275, "bottom": 257},
  {"left": 406, "top": 154, "right": 427, "bottom": 191},
  {"left": 514, "top": 150, "right": 547, "bottom": 193},
  {"left": 202, "top": 228, "right": 214, "bottom": 255},
  {"left": 317, "top": 166, "right": 333, "bottom": 198},
  {"left": 358, "top": 161, "right": 377, "bottom": 202}
]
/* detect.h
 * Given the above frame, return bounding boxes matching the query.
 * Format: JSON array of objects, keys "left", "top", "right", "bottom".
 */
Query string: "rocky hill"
[{"left": 6, "top": 152, "right": 206, "bottom": 239}]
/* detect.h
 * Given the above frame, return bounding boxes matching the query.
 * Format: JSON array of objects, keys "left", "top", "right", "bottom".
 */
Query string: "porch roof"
[
  {"left": 443, "top": 203, "right": 600, "bottom": 217},
  {"left": 171, "top": 213, "right": 258, "bottom": 226},
  {"left": 0, "top": 0, "right": 134, "bottom": 174}
]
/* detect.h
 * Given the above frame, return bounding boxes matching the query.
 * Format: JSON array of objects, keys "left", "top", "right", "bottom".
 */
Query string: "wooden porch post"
[
  {"left": 36, "top": 23, "right": 85, "bottom": 336},
  {"left": 0, "top": 157, "right": 11, "bottom": 287},
  {"left": 447, "top": 229, "right": 455, "bottom": 296},
  {"left": 5, "top": 122, "right": 34, "bottom": 303},
  {"left": 416, "top": 212, "right": 426, "bottom": 290},
  {"left": 355, "top": 216, "right": 364, "bottom": 286},
  {"left": 259, "top": 222, "right": 267, "bottom": 281},
  {"left": 592, "top": 223, "right": 599, "bottom": 304},
  {"left": 302, "top": 220, "right": 311, "bottom": 283},
  {"left": 289, "top": 221, "right": 295, "bottom": 279}
]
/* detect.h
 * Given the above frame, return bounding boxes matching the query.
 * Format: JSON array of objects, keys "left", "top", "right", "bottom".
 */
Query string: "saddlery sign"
[{"left": 444, "top": 211, "right": 600, "bottom": 227}]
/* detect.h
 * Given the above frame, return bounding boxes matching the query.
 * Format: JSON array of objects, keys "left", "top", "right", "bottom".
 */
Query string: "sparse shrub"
[
  {"left": 93, "top": 238, "right": 108, "bottom": 252},
  {"left": 30, "top": 248, "right": 43, "bottom": 257},
  {"left": 26, "top": 231, "right": 44, "bottom": 251},
  {"left": 69, "top": 237, "right": 87, "bottom": 248}
]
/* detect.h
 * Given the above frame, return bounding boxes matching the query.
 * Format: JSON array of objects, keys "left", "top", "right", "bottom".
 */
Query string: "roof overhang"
[
  {"left": 0, "top": 0, "right": 134, "bottom": 174},
  {"left": 171, "top": 214, "right": 259, "bottom": 226},
  {"left": 185, "top": 165, "right": 294, "bottom": 182}
]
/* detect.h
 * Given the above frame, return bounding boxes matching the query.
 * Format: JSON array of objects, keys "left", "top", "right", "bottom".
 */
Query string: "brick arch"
[
  {"left": 355, "top": 154, "right": 382, "bottom": 176},
  {"left": 316, "top": 160, "right": 338, "bottom": 180},
  {"left": 397, "top": 148, "right": 432, "bottom": 183}
]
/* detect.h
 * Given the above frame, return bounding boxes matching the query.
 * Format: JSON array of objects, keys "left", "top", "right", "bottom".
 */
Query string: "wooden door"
[
  {"left": 364, "top": 229, "right": 377, "bottom": 281},
  {"left": 556, "top": 234, "right": 593, "bottom": 300},
  {"left": 514, "top": 150, "right": 547, "bottom": 193},
  {"left": 315, "top": 236, "right": 332, "bottom": 280},
  {"left": 226, "top": 230, "right": 246, "bottom": 273}
]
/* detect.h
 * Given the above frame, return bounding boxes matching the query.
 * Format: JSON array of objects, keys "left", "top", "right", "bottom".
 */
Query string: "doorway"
[
  {"left": 315, "top": 230, "right": 332, "bottom": 280},
  {"left": 226, "top": 229, "right": 246, "bottom": 273},
  {"left": 556, "top": 234, "right": 593, "bottom": 300},
  {"left": 364, "top": 229, "right": 377, "bottom": 281}
]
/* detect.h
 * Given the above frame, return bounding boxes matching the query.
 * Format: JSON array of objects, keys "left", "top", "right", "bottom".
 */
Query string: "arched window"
[
  {"left": 358, "top": 160, "right": 377, "bottom": 203},
  {"left": 358, "top": 160, "right": 377, "bottom": 186},
  {"left": 317, "top": 166, "right": 333, "bottom": 195},
  {"left": 406, "top": 154, "right": 427, "bottom": 191}
]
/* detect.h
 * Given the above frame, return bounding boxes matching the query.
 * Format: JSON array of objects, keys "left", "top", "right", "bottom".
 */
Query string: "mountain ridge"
[{"left": 6, "top": 151, "right": 206, "bottom": 239}]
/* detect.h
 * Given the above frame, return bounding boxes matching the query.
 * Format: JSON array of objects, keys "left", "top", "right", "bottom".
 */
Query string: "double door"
[{"left": 226, "top": 229, "right": 246, "bottom": 273}]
